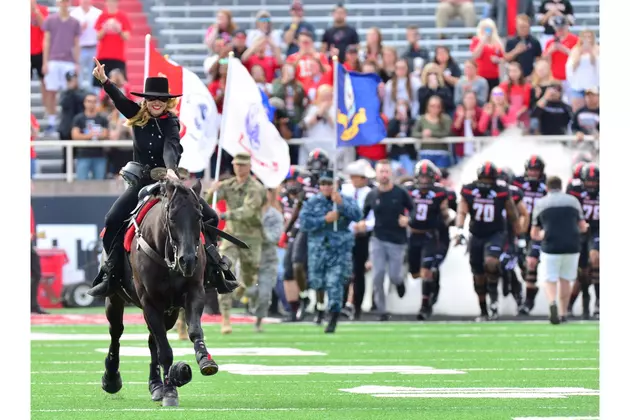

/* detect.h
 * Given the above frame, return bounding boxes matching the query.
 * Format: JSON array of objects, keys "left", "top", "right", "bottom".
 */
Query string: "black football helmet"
[
  {"left": 497, "top": 167, "right": 515, "bottom": 184},
  {"left": 571, "top": 161, "right": 586, "bottom": 180},
  {"left": 415, "top": 159, "right": 438, "bottom": 189},
  {"left": 580, "top": 163, "right": 599, "bottom": 193},
  {"left": 285, "top": 165, "right": 308, "bottom": 194},
  {"left": 477, "top": 161, "right": 499, "bottom": 182},
  {"left": 306, "top": 149, "right": 330, "bottom": 175},
  {"left": 525, "top": 155, "right": 545, "bottom": 181}
]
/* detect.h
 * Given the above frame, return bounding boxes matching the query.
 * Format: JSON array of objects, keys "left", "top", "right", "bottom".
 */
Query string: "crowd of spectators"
[{"left": 30, "top": 0, "right": 599, "bottom": 180}]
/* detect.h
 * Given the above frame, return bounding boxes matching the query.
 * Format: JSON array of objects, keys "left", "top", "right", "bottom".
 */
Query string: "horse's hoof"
[
  {"left": 162, "top": 389, "right": 178, "bottom": 407},
  {"left": 169, "top": 362, "right": 192, "bottom": 387},
  {"left": 149, "top": 381, "right": 164, "bottom": 401},
  {"left": 199, "top": 357, "right": 219, "bottom": 376},
  {"left": 101, "top": 371, "right": 122, "bottom": 394}
]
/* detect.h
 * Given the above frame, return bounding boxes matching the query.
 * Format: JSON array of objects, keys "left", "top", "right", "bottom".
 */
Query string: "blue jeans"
[
  {"left": 76, "top": 157, "right": 107, "bottom": 180},
  {"left": 31, "top": 158, "right": 36, "bottom": 178},
  {"left": 79, "top": 46, "right": 97, "bottom": 90}
]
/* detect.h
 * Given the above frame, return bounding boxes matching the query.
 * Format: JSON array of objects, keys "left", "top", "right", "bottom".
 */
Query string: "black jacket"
[
  {"left": 58, "top": 88, "right": 88, "bottom": 137},
  {"left": 103, "top": 80, "right": 183, "bottom": 171}
]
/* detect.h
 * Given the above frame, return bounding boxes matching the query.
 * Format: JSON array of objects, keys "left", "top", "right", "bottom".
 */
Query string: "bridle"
[{"left": 163, "top": 185, "right": 203, "bottom": 272}]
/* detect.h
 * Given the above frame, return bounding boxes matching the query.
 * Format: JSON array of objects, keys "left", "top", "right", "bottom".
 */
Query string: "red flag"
[{"left": 147, "top": 47, "right": 183, "bottom": 96}]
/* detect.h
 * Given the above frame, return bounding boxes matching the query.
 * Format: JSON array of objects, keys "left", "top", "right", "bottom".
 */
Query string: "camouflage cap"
[{"left": 233, "top": 153, "right": 251, "bottom": 165}]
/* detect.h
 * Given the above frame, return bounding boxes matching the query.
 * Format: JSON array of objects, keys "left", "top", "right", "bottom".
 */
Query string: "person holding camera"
[
  {"left": 531, "top": 82, "right": 573, "bottom": 135},
  {"left": 470, "top": 19, "right": 504, "bottom": 99},
  {"left": 542, "top": 15, "right": 579, "bottom": 94}
]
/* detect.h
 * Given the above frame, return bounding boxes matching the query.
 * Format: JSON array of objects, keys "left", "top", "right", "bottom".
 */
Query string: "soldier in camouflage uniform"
[
  {"left": 246, "top": 187, "right": 285, "bottom": 332},
  {"left": 298, "top": 170, "right": 362, "bottom": 333},
  {"left": 206, "top": 152, "right": 266, "bottom": 334}
]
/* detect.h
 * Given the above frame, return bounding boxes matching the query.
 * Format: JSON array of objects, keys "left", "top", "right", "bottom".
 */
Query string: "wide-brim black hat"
[{"left": 131, "top": 76, "right": 182, "bottom": 99}]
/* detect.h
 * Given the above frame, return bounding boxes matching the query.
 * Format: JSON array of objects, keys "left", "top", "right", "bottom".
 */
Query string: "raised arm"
[{"left": 93, "top": 58, "right": 140, "bottom": 119}]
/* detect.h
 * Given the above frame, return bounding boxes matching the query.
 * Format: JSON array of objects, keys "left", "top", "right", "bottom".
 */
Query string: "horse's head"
[{"left": 162, "top": 178, "right": 204, "bottom": 277}]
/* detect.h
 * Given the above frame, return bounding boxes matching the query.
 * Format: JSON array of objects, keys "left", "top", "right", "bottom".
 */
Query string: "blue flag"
[
  {"left": 336, "top": 63, "right": 387, "bottom": 147},
  {"left": 259, "top": 87, "right": 276, "bottom": 122}
]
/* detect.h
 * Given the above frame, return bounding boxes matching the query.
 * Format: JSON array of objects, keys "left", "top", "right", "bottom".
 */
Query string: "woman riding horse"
[{"left": 88, "top": 58, "right": 226, "bottom": 298}]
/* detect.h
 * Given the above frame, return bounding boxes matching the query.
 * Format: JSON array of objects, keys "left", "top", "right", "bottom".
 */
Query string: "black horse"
[{"left": 102, "top": 178, "right": 225, "bottom": 407}]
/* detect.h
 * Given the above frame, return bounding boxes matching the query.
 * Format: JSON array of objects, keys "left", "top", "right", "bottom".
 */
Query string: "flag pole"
[
  {"left": 144, "top": 34, "right": 151, "bottom": 82},
  {"left": 212, "top": 51, "right": 234, "bottom": 208},
  {"left": 332, "top": 55, "right": 339, "bottom": 232}
]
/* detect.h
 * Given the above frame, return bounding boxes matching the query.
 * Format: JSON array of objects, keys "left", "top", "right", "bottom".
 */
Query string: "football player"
[
  {"left": 512, "top": 155, "right": 548, "bottom": 314},
  {"left": 456, "top": 162, "right": 520, "bottom": 321},
  {"left": 281, "top": 149, "right": 329, "bottom": 322},
  {"left": 497, "top": 167, "right": 529, "bottom": 308},
  {"left": 406, "top": 160, "right": 452, "bottom": 320}
]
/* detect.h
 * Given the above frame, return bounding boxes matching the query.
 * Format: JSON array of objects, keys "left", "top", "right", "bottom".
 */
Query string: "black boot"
[
  {"left": 88, "top": 246, "right": 122, "bottom": 298},
  {"left": 325, "top": 312, "right": 339, "bottom": 333},
  {"left": 202, "top": 240, "right": 240, "bottom": 294}
]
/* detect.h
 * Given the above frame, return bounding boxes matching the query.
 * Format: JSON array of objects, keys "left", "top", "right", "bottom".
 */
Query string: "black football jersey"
[
  {"left": 566, "top": 179, "right": 599, "bottom": 234},
  {"left": 279, "top": 192, "right": 295, "bottom": 223},
  {"left": 513, "top": 176, "right": 547, "bottom": 231},
  {"left": 446, "top": 188, "right": 457, "bottom": 212},
  {"left": 406, "top": 183, "right": 448, "bottom": 231},
  {"left": 461, "top": 180, "right": 511, "bottom": 237}
]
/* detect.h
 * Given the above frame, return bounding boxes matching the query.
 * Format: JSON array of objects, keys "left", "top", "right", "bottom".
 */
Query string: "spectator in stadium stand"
[
  {"left": 208, "top": 60, "right": 228, "bottom": 114},
  {"left": 99, "top": 68, "right": 130, "bottom": 106},
  {"left": 246, "top": 11, "right": 283, "bottom": 57},
  {"left": 203, "top": 38, "right": 225, "bottom": 82},
  {"left": 417, "top": 63, "right": 455, "bottom": 116},
  {"left": 71, "top": 92, "right": 110, "bottom": 180},
  {"left": 283, "top": 1, "right": 315, "bottom": 56},
  {"left": 359, "top": 27, "right": 383, "bottom": 67},
  {"left": 31, "top": 114, "right": 40, "bottom": 178},
  {"left": 362, "top": 160, "right": 413, "bottom": 321},
  {"left": 488, "top": 0, "right": 535, "bottom": 39},
  {"left": 93, "top": 0, "right": 131, "bottom": 85},
  {"left": 320, "top": 4, "right": 360, "bottom": 63},
  {"left": 530, "top": 175, "right": 587, "bottom": 324},
  {"left": 241, "top": 36, "right": 283, "bottom": 84},
  {"left": 343, "top": 46, "right": 361, "bottom": 71},
  {"left": 531, "top": 82, "right": 573, "bottom": 135},
  {"left": 537, "top": 0, "right": 575, "bottom": 49},
  {"left": 285, "top": 31, "right": 330, "bottom": 100},
  {"left": 478, "top": 87, "right": 514, "bottom": 136},
  {"left": 230, "top": 30, "right": 248, "bottom": 60},
  {"left": 271, "top": 64, "right": 307, "bottom": 141},
  {"left": 572, "top": 87, "right": 599, "bottom": 142},
  {"left": 451, "top": 91, "right": 484, "bottom": 157},
  {"left": 58, "top": 71, "right": 87, "bottom": 172},
  {"left": 435, "top": 0, "right": 478, "bottom": 39},
  {"left": 382, "top": 58, "right": 420, "bottom": 121},
  {"left": 529, "top": 60, "right": 558, "bottom": 134},
  {"left": 31, "top": 205, "right": 48, "bottom": 315},
  {"left": 542, "top": 15, "right": 579, "bottom": 93},
  {"left": 70, "top": 0, "right": 102, "bottom": 91},
  {"left": 454, "top": 60, "right": 489, "bottom": 106},
  {"left": 269, "top": 97, "right": 294, "bottom": 141},
  {"left": 499, "top": 61, "right": 531, "bottom": 128},
  {"left": 387, "top": 100, "right": 417, "bottom": 176},
  {"left": 42, "top": 0, "right": 81, "bottom": 136},
  {"left": 379, "top": 47, "right": 398, "bottom": 84},
  {"left": 204, "top": 9, "right": 236, "bottom": 51},
  {"left": 469, "top": 19, "right": 504, "bottom": 98},
  {"left": 504, "top": 14, "right": 542, "bottom": 79},
  {"left": 402, "top": 25, "right": 429, "bottom": 73},
  {"left": 252, "top": 65, "right": 273, "bottom": 94},
  {"left": 433, "top": 46, "right": 461, "bottom": 98},
  {"left": 31, "top": 0, "right": 49, "bottom": 125},
  {"left": 565, "top": 30, "right": 599, "bottom": 113},
  {"left": 412, "top": 96, "right": 454, "bottom": 169}
]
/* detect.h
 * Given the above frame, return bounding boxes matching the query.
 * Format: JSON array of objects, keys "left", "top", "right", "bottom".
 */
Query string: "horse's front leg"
[
  {"left": 148, "top": 333, "right": 164, "bottom": 401},
  {"left": 185, "top": 286, "right": 219, "bottom": 376},
  {"left": 102, "top": 294, "right": 125, "bottom": 394},
  {"left": 142, "top": 301, "right": 178, "bottom": 407}
]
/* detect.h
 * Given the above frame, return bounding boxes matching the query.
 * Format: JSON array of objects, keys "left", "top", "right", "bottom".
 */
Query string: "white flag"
[
  {"left": 171, "top": 62, "right": 219, "bottom": 173},
  {"left": 220, "top": 58, "right": 291, "bottom": 188}
]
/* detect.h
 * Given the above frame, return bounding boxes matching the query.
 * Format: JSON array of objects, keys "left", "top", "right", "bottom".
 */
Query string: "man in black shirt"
[
  {"left": 320, "top": 4, "right": 359, "bottom": 63},
  {"left": 572, "top": 87, "right": 599, "bottom": 141},
  {"left": 282, "top": 1, "right": 316, "bottom": 57},
  {"left": 532, "top": 83, "right": 572, "bottom": 135},
  {"left": 537, "top": 0, "right": 575, "bottom": 47},
  {"left": 362, "top": 160, "right": 414, "bottom": 320},
  {"left": 402, "top": 25, "right": 430, "bottom": 73},
  {"left": 70, "top": 93, "right": 110, "bottom": 180},
  {"left": 504, "top": 15, "right": 542, "bottom": 78},
  {"left": 531, "top": 176, "right": 588, "bottom": 324}
]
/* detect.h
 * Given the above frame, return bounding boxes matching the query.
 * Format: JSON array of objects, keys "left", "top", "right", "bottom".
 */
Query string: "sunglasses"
[
  {"left": 145, "top": 96, "right": 166, "bottom": 102},
  {"left": 258, "top": 17, "right": 271, "bottom": 23}
]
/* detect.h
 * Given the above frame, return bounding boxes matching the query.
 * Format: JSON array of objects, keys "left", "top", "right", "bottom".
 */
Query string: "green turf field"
[{"left": 31, "top": 318, "right": 599, "bottom": 420}]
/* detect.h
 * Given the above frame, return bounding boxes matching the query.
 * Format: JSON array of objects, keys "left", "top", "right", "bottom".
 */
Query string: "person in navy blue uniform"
[
  {"left": 405, "top": 160, "right": 452, "bottom": 321},
  {"left": 455, "top": 162, "right": 520, "bottom": 322},
  {"left": 566, "top": 163, "right": 600, "bottom": 319},
  {"left": 87, "top": 60, "right": 220, "bottom": 298},
  {"left": 512, "top": 155, "right": 548, "bottom": 314}
]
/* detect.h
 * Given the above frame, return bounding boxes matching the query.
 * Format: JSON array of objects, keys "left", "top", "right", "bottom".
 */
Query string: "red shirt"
[
  {"left": 285, "top": 52, "right": 330, "bottom": 95},
  {"left": 469, "top": 37, "right": 504, "bottom": 80},
  {"left": 506, "top": 0, "right": 518, "bottom": 37},
  {"left": 355, "top": 114, "right": 388, "bottom": 161},
  {"left": 31, "top": 113, "right": 39, "bottom": 159},
  {"left": 544, "top": 33, "right": 579, "bottom": 81},
  {"left": 245, "top": 55, "right": 280, "bottom": 84},
  {"left": 95, "top": 11, "right": 131, "bottom": 62},
  {"left": 499, "top": 81, "right": 532, "bottom": 110},
  {"left": 31, "top": 5, "right": 49, "bottom": 55},
  {"left": 208, "top": 80, "right": 225, "bottom": 114}
]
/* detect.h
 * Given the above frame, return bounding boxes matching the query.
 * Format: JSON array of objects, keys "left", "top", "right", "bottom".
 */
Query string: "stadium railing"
[{"left": 31, "top": 135, "right": 597, "bottom": 183}]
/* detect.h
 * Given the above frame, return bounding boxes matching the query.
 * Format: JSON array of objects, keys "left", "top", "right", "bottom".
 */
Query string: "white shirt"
[
  {"left": 70, "top": 6, "right": 102, "bottom": 48},
  {"left": 566, "top": 53, "right": 599, "bottom": 92},
  {"left": 340, "top": 183, "right": 375, "bottom": 233},
  {"left": 246, "top": 29, "right": 283, "bottom": 56}
]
